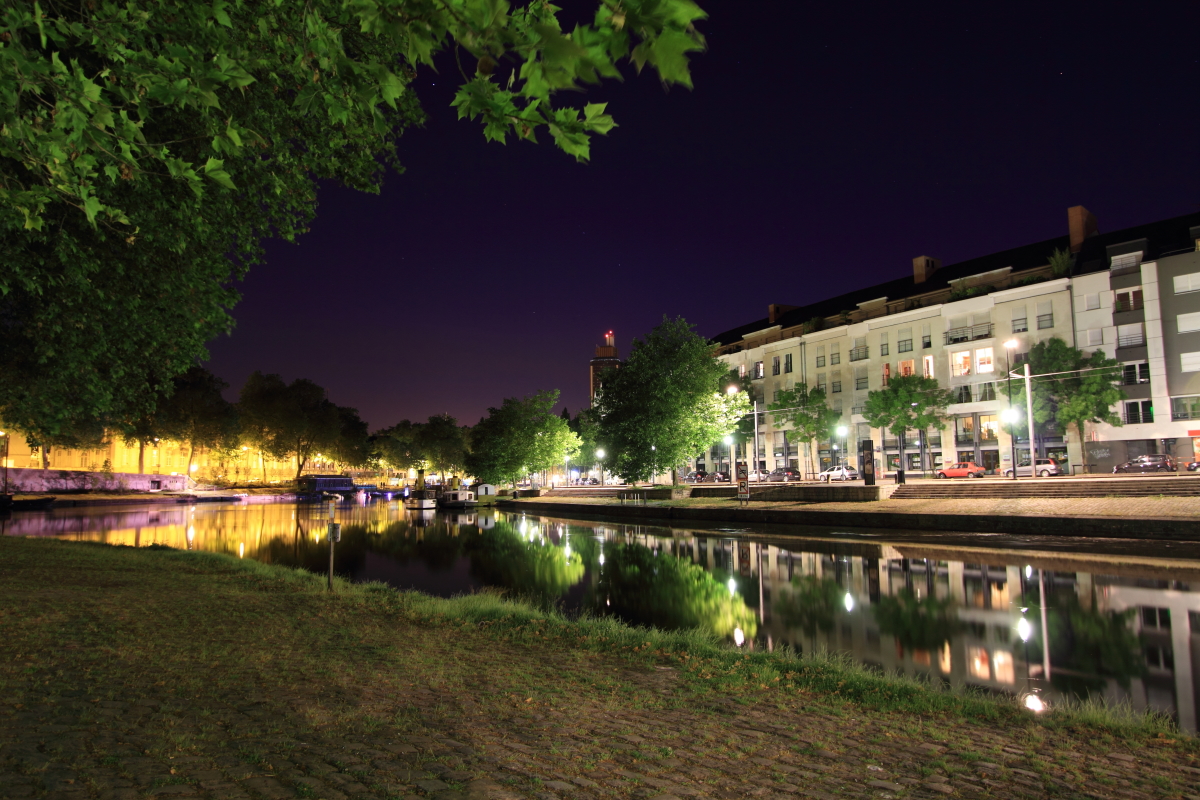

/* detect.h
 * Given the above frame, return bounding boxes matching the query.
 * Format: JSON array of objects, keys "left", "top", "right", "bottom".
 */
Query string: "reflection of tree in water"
[
  {"left": 1038, "top": 592, "right": 1145, "bottom": 695},
  {"left": 256, "top": 516, "right": 468, "bottom": 575},
  {"left": 873, "top": 588, "right": 962, "bottom": 651},
  {"left": 466, "top": 520, "right": 584, "bottom": 607},
  {"left": 775, "top": 576, "right": 842, "bottom": 638},
  {"left": 589, "top": 543, "right": 757, "bottom": 639}
]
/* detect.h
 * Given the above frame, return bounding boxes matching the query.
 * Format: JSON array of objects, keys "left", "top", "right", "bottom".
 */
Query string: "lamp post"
[
  {"left": 1024, "top": 363, "right": 1036, "bottom": 471},
  {"left": 596, "top": 448, "right": 605, "bottom": 486},
  {"left": 723, "top": 435, "right": 733, "bottom": 476},
  {"left": 727, "top": 384, "right": 760, "bottom": 480},
  {"left": 1004, "top": 339, "right": 1020, "bottom": 479},
  {"left": 1002, "top": 408, "right": 1020, "bottom": 480},
  {"left": 836, "top": 425, "right": 848, "bottom": 469}
]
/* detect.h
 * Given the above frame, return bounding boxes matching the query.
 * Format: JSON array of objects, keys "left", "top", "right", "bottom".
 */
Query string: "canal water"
[{"left": 4, "top": 500, "right": 1199, "bottom": 733}]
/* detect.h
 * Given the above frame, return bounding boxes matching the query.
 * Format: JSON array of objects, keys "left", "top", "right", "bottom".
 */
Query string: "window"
[
  {"left": 1087, "top": 328, "right": 1103, "bottom": 346},
  {"left": 1174, "top": 272, "right": 1200, "bottom": 294},
  {"left": 1115, "top": 289, "right": 1143, "bottom": 312},
  {"left": 977, "top": 382, "right": 997, "bottom": 402},
  {"left": 738, "top": 364, "right": 746, "bottom": 378},
  {"left": 754, "top": 361, "right": 765, "bottom": 379},
  {"left": 1182, "top": 352, "right": 1200, "bottom": 373},
  {"left": 772, "top": 389, "right": 780, "bottom": 403},
  {"left": 882, "top": 362, "right": 891, "bottom": 387},
  {"left": 1036, "top": 301, "right": 1054, "bottom": 330},
  {"left": 975, "top": 347, "right": 994, "bottom": 374},
  {"left": 879, "top": 332, "right": 889, "bottom": 357},
  {"left": 1125, "top": 400, "right": 1153, "bottom": 424},
  {"left": 1179, "top": 312, "right": 1200, "bottom": 334},
  {"left": 1085, "top": 293, "right": 1101, "bottom": 310},
  {"left": 1011, "top": 305, "right": 1028, "bottom": 333},
  {"left": 1118, "top": 323, "right": 1145, "bottom": 348},
  {"left": 1111, "top": 252, "right": 1142, "bottom": 271},
  {"left": 772, "top": 355, "right": 781, "bottom": 375},
  {"left": 855, "top": 376, "right": 869, "bottom": 390},
  {"left": 1122, "top": 363, "right": 1150, "bottom": 385},
  {"left": 784, "top": 353, "right": 793, "bottom": 373},
  {"left": 922, "top": 323, "right": 931, "bottom": 349},
  {"left": 898, "top": 338, "right": 913, "bottom": 353},
  {"left": 899, "top": 359, "right": 915, "bottom": 377},
  {"left": 831, "top": 370, "right": 842, "bottom": 393},
  {"left": 951, "top": 351, "right": 972, "bottom": 377},
  {"left": 1142, "top": 607, "right": 1171, "bottom": 630},
  {"left": 1171, "top": 396, "right": 1200, "bottom": 420},
  {"left": 830, "top": 344, "right": 841, "bottom": 365},
  {"left": 955, "top": 385, "right": 972, "bottom": 403},
  {"left": 816, "top": 372, "right": 827, "bottom": 392},
  {"left": 923, "top": 355, "right": 935, "bottom": 379},
  {"left": 831, "top": 380, "right": 842, "bottom": 393},
  {"left": 816, "top": 345, "right": 826, "bottom": 368}
]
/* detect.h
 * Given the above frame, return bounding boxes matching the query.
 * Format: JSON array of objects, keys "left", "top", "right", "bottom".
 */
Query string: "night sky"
[{"left": 205, "top": 1, "right": 1200, "bottom": 430}]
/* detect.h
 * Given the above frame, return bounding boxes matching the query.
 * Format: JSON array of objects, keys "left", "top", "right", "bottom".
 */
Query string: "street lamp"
[
  {"left": 1002, "top": 408, "right": 1021, "bottom": 480},
  {"left": 596, "top": 448, "right": 605, "bottom": 486},
  {"left": 1004, "top": 339, "right": 1020, "bottom": 479}
]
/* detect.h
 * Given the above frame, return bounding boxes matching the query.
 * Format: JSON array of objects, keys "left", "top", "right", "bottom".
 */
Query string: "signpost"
[{"left": 737, "top": 464, "right": 750, "bottom": 505}]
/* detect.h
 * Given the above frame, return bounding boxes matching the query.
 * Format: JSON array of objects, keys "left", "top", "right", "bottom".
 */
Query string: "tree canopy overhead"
[{"left": 0, "top": 0, "right": 707, "bottom": 437}]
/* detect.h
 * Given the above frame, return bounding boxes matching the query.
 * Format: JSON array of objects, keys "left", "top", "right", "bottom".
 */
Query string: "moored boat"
[
  {"left": 438, "top": 488, "right": 477, "bottom": 509},
  {"left": 404, "top": 488, "right": 437, "bottom": 510}
]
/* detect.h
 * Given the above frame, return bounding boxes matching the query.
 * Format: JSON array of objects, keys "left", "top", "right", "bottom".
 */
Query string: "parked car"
[
  {"left": 1187, "top": 461, "right": 1200, "bottom": 472},
  {"left": 1113, "top": 454, "right": 1177, "bottom": 473},
  {"left": 818, "top": 465, "right": 860, "bottom": 482},
  {"left": 701, "top": 471, "right": 730, "bottom": 483},
  {"left": 936, "top": 461, "right": 986, "bottom": 479},
  {"left": 767, "top": 467, "right": 802, "bottom": 482},
  {"left": 746, "top": 469, "right": 771, "bottom": 482},
  {"left": 682, "top": 470, "right": 708, "bottom": 483},
  {"left": 1003, "top": 458, "right": 1062, "bottom": 478}
]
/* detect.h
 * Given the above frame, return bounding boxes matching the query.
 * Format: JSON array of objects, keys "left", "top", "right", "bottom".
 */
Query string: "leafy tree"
[
  {"left": 237, "top": 372, "right": 342, "bottom": 480},
  {"left": 724, "top": 368, "right": 756, "bottom": 467},
  {"left": 1048, "top": 247, "right": 1074, "bottom": 278},
  {"left": 767, "top": 383, "right": 842, "bottom": 477},
  {"left": 596, "top": 317, "right": 748, "bottom": 483},
  {"left": 158, "top": 367, "right": 240, "bottom": 475},
  {"left": 329, "top": 406, "right": 373, "bottom": 471},
  {"left": 568, "top": 408, "right": 602, "bottom": 478},
  {"left": 24, "top": 418, "right": 107, "bottom": 471},
  {"left": 1002, "top": 337, "right": 1124, "bottom": 459},
  {"left": 416, "top": 413, "right": 469, "bottom": 481},
  {"left": 467, "top": 390, "right": 579, "bottom": 486},
  {"left": 373, "top": 420, "right": 424, "bottom": 474},
  {"left": 0, "top": 1, "right": 707, "bottom": 438},
  {"left": 862, "top": 375, "right": 953, "bottom": 471}
]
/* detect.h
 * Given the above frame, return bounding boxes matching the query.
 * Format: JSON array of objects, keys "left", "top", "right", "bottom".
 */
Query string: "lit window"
[
  {"left": 951, "top": 351, "right": 972, "bottom": 377},
  {"left": 899, "top": 359, "right": 915, "bottom": 377},
  {"left": 975, "top": 347, "right": 994, "bottom": 374},
  {"left": 923, "top": 355, "right": 935, "bottom": 379}
]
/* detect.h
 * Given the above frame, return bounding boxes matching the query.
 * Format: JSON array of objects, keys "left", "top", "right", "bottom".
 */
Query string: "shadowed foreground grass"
[{"left": 1, "top": 536, "right": 1198, "bottom": 800}]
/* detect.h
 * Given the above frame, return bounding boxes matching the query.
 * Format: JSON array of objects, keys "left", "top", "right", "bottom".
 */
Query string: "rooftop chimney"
[
  {"left": 1068, "top": 206, "right": 1098, "bottom": 253},
  {"left": 912, "top": 256, "right": 941, "bottom": 284},
  {"left": 768, "top": 304, "right": 798, "bottom": 324}
]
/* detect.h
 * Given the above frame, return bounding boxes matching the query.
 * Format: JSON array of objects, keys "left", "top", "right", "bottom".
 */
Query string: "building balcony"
[
  {"left": 1117, "top": 334, "right": 1146, "bottom": 349},
  {"left": 849, "top": 346, "right": 869, "bottom": 362},
  {"left": 1114, "top": 298, "right": 1144, "bottom": 313},
  {"left": 1036, "top": 313, "right": 1055, "bottom": 329},
  {"left": 851, "top": 405, "right": 865, "bottom": 415},
  {"left": 944, "top": 322, "right": 994, "bottom": 344}
]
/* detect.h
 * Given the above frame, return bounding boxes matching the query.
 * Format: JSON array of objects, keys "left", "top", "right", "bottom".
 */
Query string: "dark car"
[
  {"left": 767, "top": 467, "right": 802, "bottom": 482},
  {"left": 701, "top": 471, "right": 730, "bottom": 483},
  {"left": 1187, "top": 461, "right": 1200, "bottom": 472},
  {"left": 1113, "top": 454, "right": 1177, "bottom": 473},
  {"left": 682, "top": 470, "right": 708, "bottom": 483}
]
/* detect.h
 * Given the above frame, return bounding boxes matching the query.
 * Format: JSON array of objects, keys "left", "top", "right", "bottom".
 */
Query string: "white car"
[
  {"left": 746, "top": 469, "right": 771, "bottom": 482},
  {"left": 1003, "top": 458, "right": 1062, "bottom": 478},
  {"left": 818, "top": 465, "right": 860, "bottom": 482}
]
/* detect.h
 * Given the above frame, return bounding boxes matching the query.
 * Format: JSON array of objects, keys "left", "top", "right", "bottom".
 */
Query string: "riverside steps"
[{"left": 508, "top": 476, "right": 1200, "bottom": 540}]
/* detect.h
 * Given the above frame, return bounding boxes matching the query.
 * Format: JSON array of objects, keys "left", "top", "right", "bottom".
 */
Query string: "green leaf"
[{"left": 204, "top": 157, "right": 235, "bottom": 189}]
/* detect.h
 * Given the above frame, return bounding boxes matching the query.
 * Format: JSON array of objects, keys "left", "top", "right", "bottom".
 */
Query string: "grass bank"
[{"left": 2, "top": 536, "right": 1197, "bottom": 799}]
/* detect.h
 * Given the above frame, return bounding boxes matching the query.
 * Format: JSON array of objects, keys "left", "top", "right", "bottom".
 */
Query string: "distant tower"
[{"left": 589, "top": 331, "right": 621, "bottom": 406}]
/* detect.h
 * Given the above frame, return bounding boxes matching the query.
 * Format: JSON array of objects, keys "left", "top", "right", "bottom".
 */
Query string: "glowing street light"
[{"left": 836, "top": 425, "right": 848, "bottom": 468}]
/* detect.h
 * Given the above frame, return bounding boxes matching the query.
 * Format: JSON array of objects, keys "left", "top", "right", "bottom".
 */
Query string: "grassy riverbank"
[{"left": 2, "top": 537, "right": 1198, "bottom": 799}]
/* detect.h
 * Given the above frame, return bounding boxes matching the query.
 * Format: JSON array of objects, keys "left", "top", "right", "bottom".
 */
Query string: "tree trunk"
[
  {"left": 186, "top": 442, "right": 196, "bottom": 475},
  {"left": 260, "top": 450, "right": 267, "bottom": 482},
  {"left": 1076, "top": 420, "right": 1088, "bottom": 473},
  {"left": 42, "top": 445, "right": 50, "bottom": 470},
  {"left": 295, "top": 454, "right": 306, "bottom": 481},
  {"left": 898, "top": 429, "right": 905, "bottom": 475},
  {"left": 138, "top": 440, "right": 145, "bottom": 474}
]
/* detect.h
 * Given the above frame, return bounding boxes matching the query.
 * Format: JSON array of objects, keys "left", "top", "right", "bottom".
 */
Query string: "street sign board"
[{"left": 737, "top": 465, "right": 749, "bottom": 501}]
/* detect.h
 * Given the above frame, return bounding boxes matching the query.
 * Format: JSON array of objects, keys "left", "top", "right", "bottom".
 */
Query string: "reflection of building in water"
[{"left": 585, "top": 521, "right": 1200, "bottom": 734}]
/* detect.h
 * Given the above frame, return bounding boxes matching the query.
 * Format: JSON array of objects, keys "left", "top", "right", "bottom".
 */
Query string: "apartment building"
[{"left": 709, "top": 208, "right": 1200, "bottom": 476}]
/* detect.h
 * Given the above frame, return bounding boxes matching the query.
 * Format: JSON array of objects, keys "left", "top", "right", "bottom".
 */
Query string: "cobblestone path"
[{"left": 2, "top": 541, "right": 1199, "bottom": 800}]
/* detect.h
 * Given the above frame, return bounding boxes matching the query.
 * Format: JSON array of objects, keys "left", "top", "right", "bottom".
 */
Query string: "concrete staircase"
[{"left": 892, "top": 475, "right": 1200, "bottom": 499}]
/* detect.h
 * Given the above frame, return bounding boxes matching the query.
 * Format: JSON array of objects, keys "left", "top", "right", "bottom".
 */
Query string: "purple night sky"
[{"left": 205, "top": 1, "right": 1200, "bottom": 430}]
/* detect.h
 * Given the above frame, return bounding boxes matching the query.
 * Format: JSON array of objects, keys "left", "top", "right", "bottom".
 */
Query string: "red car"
[{"left": 936, "top": 461, "right": 986, "bottom": 479}]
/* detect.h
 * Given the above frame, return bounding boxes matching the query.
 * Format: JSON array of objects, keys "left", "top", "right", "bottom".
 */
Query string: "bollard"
[{"left": 895, "top": 469, "right": 906, "bottom": 485}]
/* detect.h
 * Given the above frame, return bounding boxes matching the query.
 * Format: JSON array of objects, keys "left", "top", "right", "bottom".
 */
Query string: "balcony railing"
[
  {"left": 1118, "top": 334, "right": 1146, "bottom": 348},
  {"left": 1011, "top": 319, "right": 1028, "bottom": 333},
  {"left": 1036, "top": 313, "right": 1054, "bottom": 329},
  {"left": 851, "top": 405, "right": 865, "bottom": 415},
  {"left": 855, "top": 378, "right": 869, "bottom": 390},
  {"left": 1114, "top": 299, "right": 1144, "bottom": 313},
  {"left": 1125, "top": 409, "right": 1154, "bottom": 424},
  {"left": 944, "top": 322, "right": 994, "bottom": 344},
  {"left": 955, "top": 433, "right": 975, "bottom": 445},
  {"left": 849, "top": 346, "right": 869, "bottom": 362}
]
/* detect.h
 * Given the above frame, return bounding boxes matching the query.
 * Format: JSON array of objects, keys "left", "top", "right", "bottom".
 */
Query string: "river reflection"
[{"left": 4, "top": 501, "right": 1199, "bottom": 733}]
